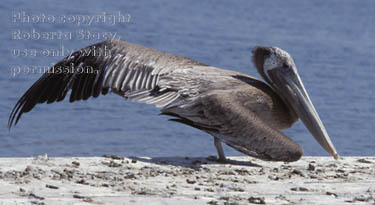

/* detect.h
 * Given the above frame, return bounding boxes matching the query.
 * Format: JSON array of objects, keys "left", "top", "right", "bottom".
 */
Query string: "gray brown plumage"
[{"left": 8, "top": 40, "right": 339, "bottom": 162}]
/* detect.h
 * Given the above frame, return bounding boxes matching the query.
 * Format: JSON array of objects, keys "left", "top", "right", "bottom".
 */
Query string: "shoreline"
[{"left": 0, "top": 156, "right": 374, "bottom": 204}]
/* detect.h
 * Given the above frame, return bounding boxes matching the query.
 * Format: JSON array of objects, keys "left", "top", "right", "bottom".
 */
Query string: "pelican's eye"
[{"left": 283, "top": 62, "right": 294, "bottom": 73}]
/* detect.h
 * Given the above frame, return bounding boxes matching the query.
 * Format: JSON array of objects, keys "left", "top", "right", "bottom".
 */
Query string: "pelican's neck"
[{"left": 263, "top": 76, "right": 299, "bottom": 126}]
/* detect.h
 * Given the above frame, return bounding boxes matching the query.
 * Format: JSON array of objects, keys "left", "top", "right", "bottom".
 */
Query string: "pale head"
[
  {"left": 263, "top": 47, "right": 296, "bottom": 72},
  {"left": 253, "top": 46, "right": 298, "bottom": 88}
]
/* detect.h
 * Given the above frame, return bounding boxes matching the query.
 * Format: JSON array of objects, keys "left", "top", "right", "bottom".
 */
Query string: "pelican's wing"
[
  {"left": 8, "top": 40, "right": 209, "bottom": 128},
  {"left": 163, "top": 92, "right": 303, "bottom": 162}
]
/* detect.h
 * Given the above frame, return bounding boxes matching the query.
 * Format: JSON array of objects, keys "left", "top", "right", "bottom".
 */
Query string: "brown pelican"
[{"left": 8, "top": 40, "right": 339, "bottom": 162}]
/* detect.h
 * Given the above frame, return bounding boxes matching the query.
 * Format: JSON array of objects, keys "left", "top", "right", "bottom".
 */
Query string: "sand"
[{"left": 0, "top": 155, "right": 374, "bottom": 205}]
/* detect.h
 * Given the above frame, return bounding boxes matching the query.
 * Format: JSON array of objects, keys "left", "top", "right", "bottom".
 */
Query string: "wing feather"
[{"left": 8, "top": 39, "right": 206, "bottom": 128}]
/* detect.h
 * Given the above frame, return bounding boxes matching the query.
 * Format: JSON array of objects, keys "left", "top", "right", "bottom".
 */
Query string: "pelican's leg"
[{"left": 214, "top": 137, "right": 227, "bottom": 162}]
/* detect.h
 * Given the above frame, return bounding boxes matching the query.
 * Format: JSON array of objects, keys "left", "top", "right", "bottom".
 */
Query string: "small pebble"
[
  {"left": 219, "top": 196, "right": 230, "bottom": 201},
  {"left": 307, "top": 163, "right": 315, "bottom": 171},
  {"left": 186, "top": 179, "right": 196, "bottom": 184},
  {"left": 45, "top": 184, "right": 59, "bottom": 189},
  {"left": 354, "top": 195, "right": 373, "bottom": 202},
  {"left": 268, "top": 174, "right": 279, "bottom": 181},
  {"left": 72, "top": 161, "right": 80, "bottom": 167},
  {"left": 29, "top": 193, "right": 45, "bottom": 200},
  {"left": 326, "top": 191, "right": 338, "bottom": 198},
  {"left": 357, "top": 158, "right": 372, "bottom": 164},
  {"left": 291, "top": 187, "right": 309, "bottom": 192},
  {"left": 207, "top": 200, "right": 218, "bottom": 205},
  {"left": 248, "top": 196, "right": 266, "bottom": 204}
]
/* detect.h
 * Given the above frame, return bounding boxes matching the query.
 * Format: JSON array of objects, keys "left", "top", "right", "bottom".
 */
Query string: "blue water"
[{"left": 0, "top": 0, "right": 374, "bottom": 157}]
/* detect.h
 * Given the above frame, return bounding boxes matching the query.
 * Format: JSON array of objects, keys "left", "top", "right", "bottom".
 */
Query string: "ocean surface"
[{"left": 0, "top": 0, "right": 374, "bottom": 157}]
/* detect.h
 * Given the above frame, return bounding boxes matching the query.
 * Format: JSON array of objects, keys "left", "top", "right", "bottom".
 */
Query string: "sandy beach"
[{"left": 0, "top": 155, "right": 374, "bottom": 204}]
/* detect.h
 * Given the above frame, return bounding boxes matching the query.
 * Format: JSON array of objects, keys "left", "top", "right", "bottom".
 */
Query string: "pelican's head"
[{"left": 252, "top": 46, "right": 339, "bottom": 160}]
